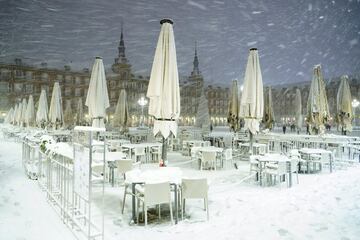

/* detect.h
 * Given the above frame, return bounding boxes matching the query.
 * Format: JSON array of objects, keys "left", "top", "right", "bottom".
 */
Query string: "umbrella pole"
[
  {"left": 249, "top": 132, "right": 254, "bottom": 155},
  {"left": 162, "top": 136, "right": 168, "bottom": 167}
]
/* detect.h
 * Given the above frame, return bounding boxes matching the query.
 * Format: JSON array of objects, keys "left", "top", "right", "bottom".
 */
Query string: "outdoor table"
[
  {"left": 126, "top": 167, "right": 182, "bottom": 224},
  {"left": 239, "top": 142, "right": 267, "bottom": 155},
  {"left": 182, "top": 140, "right": 207, "bottom": 155},
  {"left": 299, "top": 148, "right": 333, "bottom": 173},
  {"left": 254, "top": 153, "right": 291, "bottom": 187},
  {"left": 107, "top": 139, "right": 131, "bottom": 151},
  {"left": 93, "top": 151, "right": 127, "bottom": 186},
  {"left": 121, "top": 142, "right": 162, "bottom": 162}
]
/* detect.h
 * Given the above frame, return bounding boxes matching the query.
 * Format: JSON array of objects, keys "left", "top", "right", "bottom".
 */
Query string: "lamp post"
[
  {"left": 352, "top": 99, "right": 360, "bottom": 127},
  {"left": 137, "top": 96, "right": 148, "bottom": 127}
]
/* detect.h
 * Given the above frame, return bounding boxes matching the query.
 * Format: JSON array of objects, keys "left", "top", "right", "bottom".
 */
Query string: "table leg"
[
  {"left": 111, "top": 167, "right": 115, "bottom": 187},
  {"left": 132, "top": 183, "right": 136, "bottom": 223},
  {"left": 259, "top": 162, "right": 263, "bottom": 186},
  {"left": 330, "top": 154, "right": 333, "bottom": 173},
  {"left": 288, "top": 162, "right": 292, "bottom": 188},
  {"left": 174, "top": 185, "right": 178, "bottom": 224}
]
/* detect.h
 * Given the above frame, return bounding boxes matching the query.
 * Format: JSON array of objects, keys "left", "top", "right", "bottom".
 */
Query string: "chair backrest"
[
  {"left": 202, "top": 151, "right": 217, "bottom": 163},
  {"left": 182, "top": 178, "right": 208, "bottom": 199},
  {"left": 224, "top": 148, "right": 232, "bottom": 160},
  {"left": 134, "top": 147, "right": 145, "bottom": 156},
  {"left": 290, "top": 157, "right": 299, "bottom": 172},
  {"left": 116, "top": 159, "right": 133, "bottom": 175},
  {"left": 151, "top": 146, "right": 161, "bottom": 153},
  {"left": 203, "top": 141, "right": 211, "bottom": 147},
  {"left": 144, "top": 181, "right": 171, "bottom": 206},
  {"left": 277, "top": 161, "right": 287, "bottom": 174}
]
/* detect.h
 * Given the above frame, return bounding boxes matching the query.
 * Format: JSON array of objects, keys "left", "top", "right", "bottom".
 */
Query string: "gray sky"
[{"left": 1, "top": 0, "right": 360, "bottom": 86}]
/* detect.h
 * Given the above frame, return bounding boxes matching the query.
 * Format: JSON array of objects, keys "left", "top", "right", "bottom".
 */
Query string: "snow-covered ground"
[{"left": 1, "top": 135, "right": 360, "bottom": 240}]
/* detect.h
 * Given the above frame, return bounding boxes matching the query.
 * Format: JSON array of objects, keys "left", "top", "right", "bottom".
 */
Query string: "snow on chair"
[{"left": 181, "top": 178, "right": 209, "bottom": 221}]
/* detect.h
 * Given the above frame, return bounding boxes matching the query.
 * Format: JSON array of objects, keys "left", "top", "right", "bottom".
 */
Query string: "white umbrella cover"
[
  {"left": 336, "top": 75, "right": 353, "bottom": 134},
  {"left": 147, "top": 19, "right": 180, "bottom": 139},
  {"left": 85, "top": 57, "right": 110, "bottom": 128},
  {"left": 12, "top": 104, "right": 18, "bottom": 125},
  {"left": 20, "top": 98, "right": 27, "bottom": 126},
  {"left": 195, "top": 90, "right": 210, "bottom": 134},
  {"left": 48, "top": 82, "right": 63, "bottom": 129},
  {"left": 16, "top": 102, "right": 23, "bottom": 125},
  {"left": 239, "top": 48, "right": 264, "bottom": 135},
  {"left": 113, "top": 89, "right": 129, "bottom": 132},
  {"left": 306, "top": 65, "right": 330, "bottom": 134},
  {"left": 227, "top": 80, "right": 240, "bottom": 132},
  {"left": 4, "top": 107, "right": 14, "bottom": 124},
  {"left": 262, "top": 86, "right": 275, "bottom": 130},
  {"left": 36, "top": 89, "right": 48, "bottom": 127},
  {"left": 63, "top": 99, "right": 73, "bottom": 129},
  {"left": 25, "top": 95, "right": 35, "bottom": 127},
  {"left": 295, "top": 88, "right": 303, "bottom": 131}
]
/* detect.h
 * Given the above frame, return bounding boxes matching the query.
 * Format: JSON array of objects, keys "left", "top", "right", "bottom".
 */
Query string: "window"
[
  {"left": 25, "top": 84, "right": 33, "bottom": 93},
  {"left": 14, "top": 83, "right": 23, "bottom": 93},
  {"left": 65, "top": 87, "right": 72, "bottom": 96},
  {"left": 0, "top": 82, "right": 9, "bottom": 93},
  {"left": 65, "top": 75, "right": 72, "bottom": 84},
  {"left": 75, "top": 88, "right": 81, "bottom": 97},
  {"left": 26, "top": 71, "right": 33, "bottom": 81},
  {"left": 75, "top": 77, "right": 82, "bottom": 85}
]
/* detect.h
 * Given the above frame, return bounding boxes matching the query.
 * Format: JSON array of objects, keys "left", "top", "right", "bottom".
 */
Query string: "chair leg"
[
  {"left": 144, "top": 206, "right": 147, "bottom": 226},
  {"left": 206, "top": 197, "right": 209, "bottom": 221},
  {"left": 121, "top": 186, "right": 127, "bottom": 214},
  {"left": 181, "top": 198, "right": 184, "bottom": 220},
  {"left": 158, "top": 204, "right": 161, "bottom": 219},
  {"left": 169, "top": 201, "right": 173, "bottom": 224}
]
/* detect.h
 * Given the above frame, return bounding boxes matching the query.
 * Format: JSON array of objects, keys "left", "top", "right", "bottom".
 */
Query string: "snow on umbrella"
[
  {"left": 336, "top": 75, "right": 353, "bottom": 135},
  {"left": 20, "top": 98, "right": 27, "bottom": 127},
  {"left": 85, "top": 57, "right": 110, "bottom": 128},
  {"left": 48, "top": 82, "right": 63, "bottom": 129},
  {"left": 63, "top": 99, "right": 73, "bottom": 129},
  {"left": 25, "top": 95, "right": 35, "bottom": 127},
  {"left": 239, "top": 48, "right": 264, "bottom": 152},
  {"left": 16, "top": 102, "right": 23, "bottom": 125},
  {"left": 113, "top": 89, "right": 129, "bottom": 132},
  {"left": 227, "top": 79, "right": 240, "bottom": 132},
  {"left": 36, "top": 89, "right": 48, "bottom": 128},
  {"left": 146, "top": 19, "right": 180, "bottom": 166},
  {"left": 75, "top": 98, "right": 85, "bottom": 126},
  {"left": 262, "top": 86, "right": 275, "bottom": 130},
  {"left": 4, "top": 107, "right": 14, "bottom": 124},
  {"left": 295, "top": 88, "right": 303, "bottom": 132},
  {"left": 195, "top": 90, "right": 210, "bottom": 135},
  {"left": 306, "top": 65, "right": 330, "bottom": 135}
]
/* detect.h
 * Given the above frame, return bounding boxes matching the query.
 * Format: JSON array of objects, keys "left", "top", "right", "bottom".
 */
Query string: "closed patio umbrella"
[
  {"left": 146, "top": 19, "right": 180, "bottom": 166},
  {"left": 262, "top": 86, "right": 275, "bottom": 130},
  {"left": 4, "top": 107, "right": 14, "bottom": 124},
  {"left": 25, "top": 95, "right": 35, "bottom": 127},
  {"left": 36, "top": 89, "right": 48, "bottom": 128},
  {"left": 16, "top": 102, "right": 23, "bottom": 125},
  {"left": 63, "top": 99, "right": 73, "bottom": 129},
  {"left": 12, "top": 104, "right": 18, "bottom": 125},
  {"left": 295, "top": 88, "right": 303, "bottom": 133},
  {"left": 227, "top": 79, "right": 240, "bottom": 132},
  {"left": 336, "top": 75, "right": 353, "bottom": 135},
  {"left": 239, "top": 48, "right": 264, "bottom": 153},
  {"left": 113, "top": 89, "right": 129, "bottom": 132},
  {"left": 85, "top": 57, "right": 110, "bottom": 128},
  {"left": 195, "top": 90, "right": 210, "bottom": 135},
  {"left": 48, "top": 82, "right": 63, "bottom": 129},
  {"left": 20, "top": 98, "right": 27, "bottom": 127},
  {"left": 306, "top": 65, "right": 330, "bottom": 135},
  {"left": 75, "top": 98, "right": 85, "bottom": 126}
]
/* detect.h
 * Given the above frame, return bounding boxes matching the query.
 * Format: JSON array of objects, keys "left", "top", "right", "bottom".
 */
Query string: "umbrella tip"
[
  {"left": 95, "top": 56, "right": 102, "bottom": 59},
  {"left": 249, "top": 48, "right": 258, "bottom": 51},
  {"left": 160, "top": 18, "right": 173, "bottom": 25}
]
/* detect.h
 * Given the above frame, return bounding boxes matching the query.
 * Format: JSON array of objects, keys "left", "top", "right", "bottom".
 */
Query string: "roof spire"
[
  {"left": 117, "top": 19, "right": 127, "bottom": 63},
  {"left": 191, "top": 41, "right": 200, "bottom": 76}
]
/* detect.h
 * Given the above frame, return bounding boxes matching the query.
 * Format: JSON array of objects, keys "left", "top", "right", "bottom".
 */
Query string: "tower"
[{"left": 111, "top": 22, "right": 131, "bottom": 77}]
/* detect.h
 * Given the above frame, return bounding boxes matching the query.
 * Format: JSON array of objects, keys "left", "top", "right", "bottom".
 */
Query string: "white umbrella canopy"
[
  {"left": 63, "top": 99, "right": 74, "bottom": 129},
  {"left": 146, "top": 19, "right": 180, "bottom": 166},
  {"left": 48, "top": 82, "right": 63, "bottom": 129},
  {"left": 20, "top": 98, "right": 27, "bottom": 126},
  {"left": 4, "top": 107, "right": 14, "bottom": 124},
  {"left": 75, "top": 98, "right": 85, "bottom": 126},
  {"left": 195, "top": 90, "right": 210, "bottom": 135},
  {"left": 113, "top": 89, "right": 129, "bottom": 132},
  {"left": 147, "top": 19, "right": 180, "bottom": 139},
  {"left": 16, "top": 102, "right": 23, "bottom": 125},
  {"left": 262, "top": 86, "right": 275, "bottom": 130},
  {"left": 36, "top": 89, "right": 48, "bottom": 128},
  {"left": 227, "top": 79, "right": 240, "bottom": 132},
  {"left": 306, "top": 65, "right": 330, "bottom": 134},
  {"left": 12, "top": 104, "right": 19, "bottom": 125},
  {"left": 25, "top": 95, "right": 35, "bottom": 127},
  {"left": 295, "top": 88, "right": 303, "bottom": 131},
  {"left": 85, "top": 57, "right": 110, "bottom": 128},
  {"left": 336, "top": 75, "right": 353, "bottom": 134},
  {"left": 239, "top": 48, "right": 264, "bottom": 135}
]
